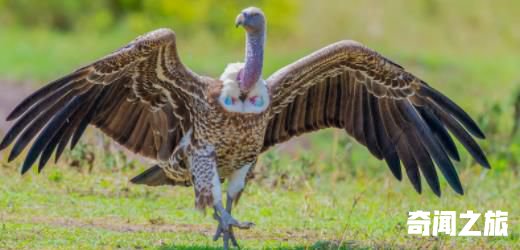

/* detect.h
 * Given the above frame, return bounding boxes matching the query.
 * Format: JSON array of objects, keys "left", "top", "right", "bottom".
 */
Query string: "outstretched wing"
[
  {"left": 264, "top": 40, "right": 489, "bottom": 196},
  {"left": 0, "top": 28, "right": 205, "bottom": 174}
]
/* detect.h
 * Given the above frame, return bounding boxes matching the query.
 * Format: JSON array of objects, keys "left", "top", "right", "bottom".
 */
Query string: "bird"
[{"left": 0, "top": 6, "right": 490, "bottom": 249}]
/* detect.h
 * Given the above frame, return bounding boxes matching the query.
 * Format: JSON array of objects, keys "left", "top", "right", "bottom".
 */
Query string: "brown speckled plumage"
[
  {"left": 2, "top": 28, "right": 489, "bottom": 201},
  {"left": 1, "top": 7, "right": 489, "bottom": 249}
]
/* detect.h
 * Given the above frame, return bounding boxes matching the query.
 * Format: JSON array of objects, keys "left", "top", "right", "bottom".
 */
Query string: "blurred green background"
[{"left": 0, "top": 0, "right": 518, "bottom": 249}]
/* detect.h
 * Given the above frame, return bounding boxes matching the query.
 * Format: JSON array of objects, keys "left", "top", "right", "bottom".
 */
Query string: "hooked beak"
[{"left": 235, "top": 14, "right": 245, "bottom": 28}]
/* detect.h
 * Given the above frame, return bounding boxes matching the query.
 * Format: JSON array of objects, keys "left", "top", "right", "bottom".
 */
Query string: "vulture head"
[{"left": 235, "top": 7, "right": 266, "bottom": 34}]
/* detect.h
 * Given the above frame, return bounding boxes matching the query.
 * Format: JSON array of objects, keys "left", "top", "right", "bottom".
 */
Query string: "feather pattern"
[
  {"left": 0, "top": 8, "right": 492, "bottom": 249},
  {"left": 0, "top": 28, "right": 203, "bottom": 173},
  {"left": 0, "top": 29, "right": 488, "bottom": 197},
  {"left": 264, "top": 40, "right": 489, "bottom": 195}
]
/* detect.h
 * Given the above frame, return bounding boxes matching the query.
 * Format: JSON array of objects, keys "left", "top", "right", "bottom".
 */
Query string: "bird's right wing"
[
  {"left": 1, "top": 28, "right": 206, "bottom": 174},
  {"left": 264, "top": 41, "right": 489, "bottom": 196}
]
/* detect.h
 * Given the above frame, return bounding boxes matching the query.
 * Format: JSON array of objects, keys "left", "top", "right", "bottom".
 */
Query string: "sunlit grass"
[
  {"left": 0, "top": 149, "right": 518, "bottom": 249},
  {"left": 0, "top": 1, "right": 519, "bottom": 248}
]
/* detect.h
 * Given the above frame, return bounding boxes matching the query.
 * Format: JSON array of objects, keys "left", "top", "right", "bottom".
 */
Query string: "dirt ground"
[{"left": 0, "top": 213, "right": 323, "bottom": 242}]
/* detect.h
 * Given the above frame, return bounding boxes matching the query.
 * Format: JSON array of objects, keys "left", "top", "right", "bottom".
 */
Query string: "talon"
[
  {"left": 223, "top": 227, "right": 239, "bottom": 249},
  {"left": 229, "top": 229, "right": 239, "bottom": 247},
  {"left": 232, "top": 221, "right": 255, "bottom": 229},
  {"left": 213, "top": 226, "right": 223, "bottom": 241},
  {"left": 212, "top": 208, "right": 253, "bottom": 249}
]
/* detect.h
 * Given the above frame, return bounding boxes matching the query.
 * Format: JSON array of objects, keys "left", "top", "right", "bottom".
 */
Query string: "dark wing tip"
[
  {"left": 432, "top": 187, "right": 441, "bottom": 197},
  {"left": 399, "top": 101, "right": 467, "bottom": 196},
  {"left": 477, "top": 154, "right": 491, "bottom": 169},
  {"left": 454, "top": 185, "right": 464, "bottom": 195},
  {"left": 477, "top": 131, "right": 486, "bottom": 140},
  {"left": 384, "top": 152, "right": 402, "bottom": 181},
  {"left": 0, "top": 137, "right": 11, "bottom": 151},
  {"left": 20, "top": 161, "right": 33, "bottom": 175},
  {"left": 17, "top": 94, "right": 86, "bottom": 174},
  {"left": 7, "top": 146, "right": 20, "bottom": 162},
  {"left": 419, "top": 86, "right": 486, "bottom": 139},
  {"left": 6, "top": 71, "right": 85, "bottom": 122}
]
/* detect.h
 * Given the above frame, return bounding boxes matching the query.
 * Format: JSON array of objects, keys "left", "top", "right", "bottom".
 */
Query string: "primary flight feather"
[{"left": 0, "top": 6, "right": 489, "bottom": 249}]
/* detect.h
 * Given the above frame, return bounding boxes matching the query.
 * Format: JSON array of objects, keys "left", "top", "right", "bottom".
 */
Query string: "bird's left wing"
[{"left": 264, "top": 40, "right": 489, "bottom": 196}]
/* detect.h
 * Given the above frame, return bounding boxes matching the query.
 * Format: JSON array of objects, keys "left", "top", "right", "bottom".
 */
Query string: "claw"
[
  {"left": 232, "top": 221, "right": 255, "bottom": 229},
  {"left": 215, "top": 224, "right": 240, "bottom": 249},
  {"left": 212, "top": 206, "right": 253, "bottom": 249}
]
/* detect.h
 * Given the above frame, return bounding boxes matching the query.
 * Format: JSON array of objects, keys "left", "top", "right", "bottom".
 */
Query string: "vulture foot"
[{"left": 213, "top": 204, "right": 254, "bottom": 249}]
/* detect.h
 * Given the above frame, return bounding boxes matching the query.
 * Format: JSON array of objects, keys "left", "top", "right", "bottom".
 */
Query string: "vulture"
[{"left": 0, "top": 7, "right": 490, "bottom": 249}]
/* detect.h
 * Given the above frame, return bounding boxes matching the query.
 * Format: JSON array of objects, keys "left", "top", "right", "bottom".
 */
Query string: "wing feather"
[
  {"left": 364, "top": 93, "right": 383, "bottom": 159},
  {"left": 378, "top": 98, "right": 403, "bottom": 180},
  {"left": 1, "top": 28, "right": 203, "bottom": 174},
  {"left": 395, "top": 137, "right": 421, "bottom": 193},
  {"left": 417, "top": 106, "right": 460, "bottom": 161},
  {"left": 264, "top": 40, "right": 489, "bottom": 195}
]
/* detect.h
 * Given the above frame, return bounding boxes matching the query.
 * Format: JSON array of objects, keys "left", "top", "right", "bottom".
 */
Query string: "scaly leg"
[
  {"left": 213, "top": 164, "right": 254, "bottom": 248},
  {"left": 190, "top": 146, "right": 253, "bottom": 249}
]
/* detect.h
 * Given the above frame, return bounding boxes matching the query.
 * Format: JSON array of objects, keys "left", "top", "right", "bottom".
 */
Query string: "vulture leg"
[
  {"left": 213, "top": 164, "right": 254, "bottom": 248},
  {"left": 190, "top": 145, "right": 251, "bottom": 249}
]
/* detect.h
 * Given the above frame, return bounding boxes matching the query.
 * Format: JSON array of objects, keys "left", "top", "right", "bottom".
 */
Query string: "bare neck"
[{"left": 240, "top": 31, "right": 264, "bottom": 92}]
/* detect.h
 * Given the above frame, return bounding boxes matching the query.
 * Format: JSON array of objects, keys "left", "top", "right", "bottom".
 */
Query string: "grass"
[
  {"left": 0, "top": 42, "right": 519, "bottom": 250},
  {"left": 1, "top": 1, "right": 520, "bottom": 248},
  {"left": 0, "top": 117, "right": 519, "bottom": 249},
  {"left": 0, "top": 147, "right": 518, "bottom": 249}
]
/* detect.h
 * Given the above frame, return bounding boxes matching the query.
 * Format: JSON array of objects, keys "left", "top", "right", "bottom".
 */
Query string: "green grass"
[
  {"left": 0, "top": 31, "right": 519, "bottom": 250},
  {"left": 0, "top": 149, "right": 518, "bottom": 249},
  {"left": 1, "top": 1, "right": 520, "bottom": 248},
  {"left": 0, "top": 121, "right": 519, "bottom": 249}
]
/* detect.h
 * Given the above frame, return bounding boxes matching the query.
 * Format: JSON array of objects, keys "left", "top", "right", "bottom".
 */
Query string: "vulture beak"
[{"left": 235, "top": 14, "right": 245, "bottom": 28}]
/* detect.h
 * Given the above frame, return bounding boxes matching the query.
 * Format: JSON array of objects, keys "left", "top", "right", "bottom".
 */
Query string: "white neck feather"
[{"left": 218, "top": 63, "right": 270, "bottom": 114}]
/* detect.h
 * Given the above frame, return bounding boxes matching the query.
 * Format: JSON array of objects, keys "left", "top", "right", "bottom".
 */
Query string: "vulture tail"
[{"left": 130, "top": 165, "right": 175, "bottom": 186}]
